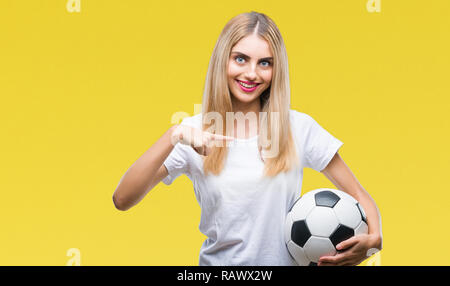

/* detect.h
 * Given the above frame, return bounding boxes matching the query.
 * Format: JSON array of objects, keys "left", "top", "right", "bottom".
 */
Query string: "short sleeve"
[
  {"left": 162, "top": 117, "right": 194, "bottom": 186},
  {"left": 303, "top": 115, "right": 343, "bottom": 172},
  {"left": 162, "top": 142, "right": 191, "bottom": 185}
]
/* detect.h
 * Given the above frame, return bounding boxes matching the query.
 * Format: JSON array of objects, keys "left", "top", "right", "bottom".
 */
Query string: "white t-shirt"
[{"left": 162, "top": 109, "right": 343, "bottom": 266}]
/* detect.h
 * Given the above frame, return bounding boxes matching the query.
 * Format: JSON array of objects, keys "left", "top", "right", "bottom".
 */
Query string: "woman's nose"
[{"left": 244, "top": 64, "right": 257, "bottom": 80}]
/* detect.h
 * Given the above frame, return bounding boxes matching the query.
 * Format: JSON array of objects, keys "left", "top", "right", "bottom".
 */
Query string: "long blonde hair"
[{"left": 202, "top": 11, "right": 299, "bottom": 177}]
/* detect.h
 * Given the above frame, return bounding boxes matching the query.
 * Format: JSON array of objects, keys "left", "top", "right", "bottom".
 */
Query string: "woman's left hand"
[{"left": 317, "top": 234, "right": 382, "bottom": 266}]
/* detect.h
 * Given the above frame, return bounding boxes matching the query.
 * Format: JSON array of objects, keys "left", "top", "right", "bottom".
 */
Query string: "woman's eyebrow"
[{"left": 231, "top": 51, "right": 273, "bottom": 61}]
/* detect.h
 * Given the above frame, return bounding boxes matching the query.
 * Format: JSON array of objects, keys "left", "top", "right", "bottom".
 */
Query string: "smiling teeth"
[{"left": 238, "top": 81, "right": 257, "bottom": 88}]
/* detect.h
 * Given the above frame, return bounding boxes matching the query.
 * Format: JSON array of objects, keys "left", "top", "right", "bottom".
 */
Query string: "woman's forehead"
[{"left": 231, "top": 34, "right": 272, "bottom": 58}]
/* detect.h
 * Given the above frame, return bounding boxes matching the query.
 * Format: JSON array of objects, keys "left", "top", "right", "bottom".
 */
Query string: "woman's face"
[{"left": 227, "top": 34, "right": 273, "bottom": 106}]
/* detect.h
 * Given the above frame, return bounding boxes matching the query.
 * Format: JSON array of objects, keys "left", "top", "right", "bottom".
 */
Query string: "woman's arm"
[
  {"left": 112, "top": 124, "right": 233, "bottom": 211},
  {"left": 112, "top": 124, "right": 179, "bottom": 211},
  {"left": 318, "top": 152, "right": 383, "bottom": 265}
]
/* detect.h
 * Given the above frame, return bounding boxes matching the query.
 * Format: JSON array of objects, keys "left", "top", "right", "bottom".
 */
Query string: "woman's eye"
[
  {"left": 260, "top": 61, "right": 271, "bottom": 67},
  {"left": 235, "top": 56, "right": 245, "bottom": 63}
]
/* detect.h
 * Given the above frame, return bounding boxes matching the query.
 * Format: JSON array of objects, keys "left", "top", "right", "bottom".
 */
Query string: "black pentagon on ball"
[
  {"left": 357, "top": 202, "right": 368, "bottom": 223},
  {"left": 330, "top": 224, "right": 355, "bottom": 248},
  {"left": 291, "top": 220, "right": 311, "bottom": 248},
  {"left": 314, "top": 191, "right": 340, "bottom": 208}
]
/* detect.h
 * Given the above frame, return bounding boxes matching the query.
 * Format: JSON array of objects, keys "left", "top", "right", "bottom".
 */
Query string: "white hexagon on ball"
[
  {"left": 290, "top": 192, "right": 316, "bottom": 221},
  {"left": 287, "top": 241, "right": 310, "bottom": 266},
  {"left": 306, "top": 206, "right": 339, "bottom": 237},
  {"left": 354, "top": 221, "right": 369, "bottom": 236},
  {"left": 333, "top": 199, "right": 362, "bottom": 229},
  {"left": 303, "top": 236, "right": 336, "bottom": 263}
]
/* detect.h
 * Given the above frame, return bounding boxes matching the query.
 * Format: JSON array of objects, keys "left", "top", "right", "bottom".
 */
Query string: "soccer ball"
[{"left": 285, "top": 188, "right": 368, "bottom": 266}]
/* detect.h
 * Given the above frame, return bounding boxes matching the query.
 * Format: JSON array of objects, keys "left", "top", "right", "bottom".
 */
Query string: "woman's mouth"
[{"left": 235, "top": 80, "right": 260, "bottom": 92}]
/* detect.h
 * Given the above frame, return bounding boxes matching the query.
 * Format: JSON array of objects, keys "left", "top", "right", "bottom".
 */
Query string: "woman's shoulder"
[{"left": 289, "top": 109, "right": 315, "bottom": 126}]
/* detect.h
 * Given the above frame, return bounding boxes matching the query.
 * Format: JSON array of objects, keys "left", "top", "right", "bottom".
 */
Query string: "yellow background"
[{"left": 1, "top": 0, "right": 449, "bottom": 266}]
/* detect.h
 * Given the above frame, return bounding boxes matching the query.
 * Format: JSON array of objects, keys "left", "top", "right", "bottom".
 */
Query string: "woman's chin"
[{"left": 232, "top": 91, "right": 260, "bottom": 103}]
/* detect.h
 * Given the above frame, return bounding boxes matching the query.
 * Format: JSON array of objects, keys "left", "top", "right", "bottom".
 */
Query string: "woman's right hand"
[{"left": 170, "top": 124, "right": 234, "bottom": 156}]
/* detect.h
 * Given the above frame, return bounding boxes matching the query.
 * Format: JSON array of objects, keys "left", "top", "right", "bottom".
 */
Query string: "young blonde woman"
[{"left": 113, "top": 11, "right": 382, "bottom": 266}]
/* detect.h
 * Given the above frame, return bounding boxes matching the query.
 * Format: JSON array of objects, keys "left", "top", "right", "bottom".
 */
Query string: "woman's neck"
[
  {"left": 231, "top": 97, "right": 261, "bottom": 115},
  {"left": 231, "top": 99, "right": 261, "bottom": 139}
]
